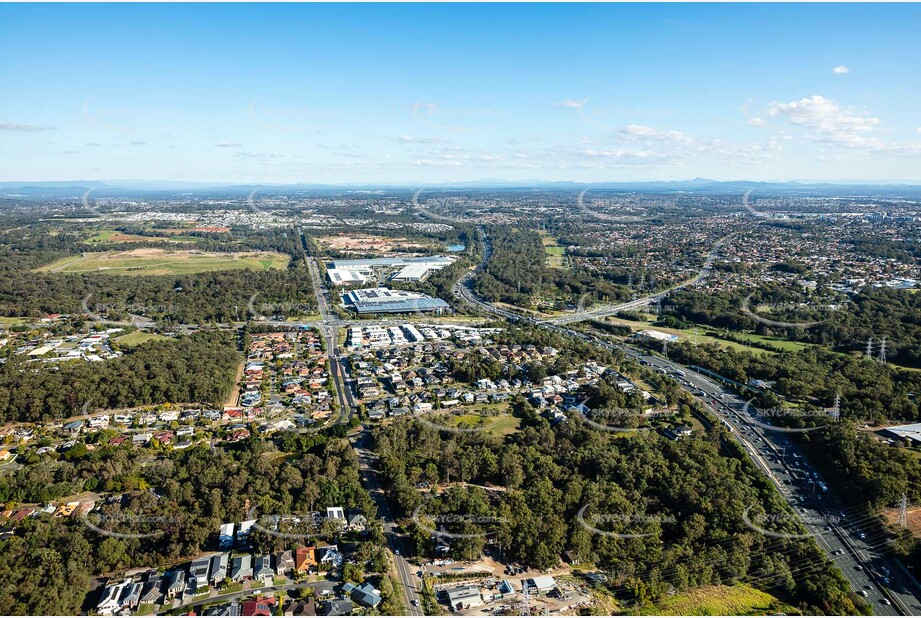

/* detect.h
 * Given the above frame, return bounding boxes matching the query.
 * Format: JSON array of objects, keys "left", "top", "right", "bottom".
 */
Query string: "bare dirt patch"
[{"left": 319, "top": 233, "right": 430, "bottom": 254}]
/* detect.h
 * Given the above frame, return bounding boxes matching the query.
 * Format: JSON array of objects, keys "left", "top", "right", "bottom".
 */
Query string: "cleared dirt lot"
[{"left": 319, "top": 233, "right": 431, "bottom": 254}]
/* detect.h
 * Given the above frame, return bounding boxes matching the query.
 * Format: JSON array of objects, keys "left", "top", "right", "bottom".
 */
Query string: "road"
[
  {"left": 161, "top": 579, "right": 336, "bottom": 614},
  {"left": 546, "top": 231, "right": 739, "bottom": 325},
  {"left": 455, "top": 225, "right": 921, "bottom": 616},
  {"left": 300, "top": 227, "right": 422, "bottom": 614},
  {"left": 354, "top": 433, "right": 424, "bottom": 614}
]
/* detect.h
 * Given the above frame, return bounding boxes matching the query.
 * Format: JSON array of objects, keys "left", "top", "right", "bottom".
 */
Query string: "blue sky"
[{"left": 3, "top": 3, "right": 921, "bottom": 184}]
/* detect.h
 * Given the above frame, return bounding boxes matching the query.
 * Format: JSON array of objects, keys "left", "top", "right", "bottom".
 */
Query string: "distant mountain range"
[{"left": 3, "top": 177, "right": 921, "bottom": 199}]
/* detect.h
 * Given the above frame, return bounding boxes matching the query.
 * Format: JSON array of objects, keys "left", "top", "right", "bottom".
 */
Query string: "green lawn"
[
  {"left": 631, "top": 584, "right": 792, "bottom": 616},
  {"left": 84, "top": 229, "right": 198, "bottom": 244},
  {"left": 38, "top": 249, "right": 290, "bottom": 276},
  {"left": 599, "top": 316, "right": 791, "bottom": 355},
  {"left": 114, "top": 331, "right": 172, "bottom": 347},
  {"left": 538, "top": 230, "right": 567, "bottom": 269},
  {"left": 439, "top": 409, "right": 521, "bottom": 436}
]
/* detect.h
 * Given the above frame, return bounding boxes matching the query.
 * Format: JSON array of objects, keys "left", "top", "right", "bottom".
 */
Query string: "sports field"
[{"left": 38, "top": 249, "right": 290, "bottom": 276}]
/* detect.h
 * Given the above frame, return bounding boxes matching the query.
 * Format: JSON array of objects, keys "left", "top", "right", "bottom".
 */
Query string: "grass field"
[
  {"left": 440, "top": 409, "right": 521, "bottom": 436},
  {"left": 597, "top": 315, "right": 813, "bottom": 355},
  {"left": 85, "top": 229, "right": 200, "bottom": 244},
  {"left": 38, "top": 249, "right": 290, "bottom": 276},
  {"left": 631, "top": 584, "right": 791, "bottom": 616},
  {"left": 114, "top": 331, "right": 172, "bottom": 347},
  {"left": 538, "top": 231, "right": 567, "bottom": 269}
]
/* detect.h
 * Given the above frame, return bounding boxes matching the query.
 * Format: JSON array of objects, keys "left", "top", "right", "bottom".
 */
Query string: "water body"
[{"left": 446, "top": 244, "right": 466, "bottom": 252}]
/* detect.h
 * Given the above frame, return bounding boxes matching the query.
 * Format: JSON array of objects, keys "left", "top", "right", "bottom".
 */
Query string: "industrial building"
[
  {"left": 326, "top": 268, "right": 367, "bottom": 286},
  {"left": 326, "top": 256, "right": 454, "bottom": 283},
  {"left": 342, "top": 287, "right": 450, "bottom": 315}
]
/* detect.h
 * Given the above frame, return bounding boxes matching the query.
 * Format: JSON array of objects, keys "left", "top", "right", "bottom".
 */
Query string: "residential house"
[
  {"left": 284, "top": 598, "right": 316, "bottom": 616},
  {"left": 119, "top": 582, "right": 143, "bottom": 611},
  {"left": 319, "top": 599, "right": 353, "bottom": 616},
  {"left": 242, "top": 596, "right": 275, "bottom": 617},
  {"left": 165, "top": 569, "right": 186, "bottom": 600},
  {"left": 97, "top": 579, "right": 130, "bottom": 615},
  {"left": 253, "top": 554, "right": 274, "bottom": 582},
  {"left": 294, "top": 546, "right": 317, "bottom": 572},
  {"left": 344, "top": 582, "right": 381, "bottom": 608},
  {"left": 230, "top": 554, "right": 253, "bottom": 582},
  {"left": 190, "top": 556, "right": 212, "bottom": 593},
  {"left": 210, "top": 553, "right": 230, "bottom": 586},
  {"left": 275, "top": 550, "right": 295, "bottom": 574},
  {"left": 139, "top": 576, "right": 163, "bottom": 605},
  {"left": 345, "top": 510, "right": 367, "bottom": 532},
  {"left": 219, "top": 522, "right": 235, "bottom": 548}
]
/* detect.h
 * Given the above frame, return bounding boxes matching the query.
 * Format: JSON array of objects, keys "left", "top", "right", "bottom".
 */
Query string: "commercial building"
[
  {"left": 634, "top": 329, "right": 680, "bottom": 343},
  {"left": 444, "top": 585, "right": 483, "bottom": 610},
  {"left": 342, "top": 288, "right": 449, "bottom": 315},
  {"left": 326, "top": 268, "right": 367, "bottom": 287},
  {"left": 327, "top": 256, "right": 454, "bottom": 283}
]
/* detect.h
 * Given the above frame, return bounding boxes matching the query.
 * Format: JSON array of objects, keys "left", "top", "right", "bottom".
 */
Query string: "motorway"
[
  {"left": 453, "top": 226, "right": 921, "bottom": 616},
  {"left": 298, "top": 217, "right": 921, "bottom": 615},
  {"left": 546, "top": 231, "right": 740, "bottom": 325}
]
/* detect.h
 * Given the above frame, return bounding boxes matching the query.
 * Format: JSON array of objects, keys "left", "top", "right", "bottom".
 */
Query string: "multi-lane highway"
[
  {"left": 453, "top": 226, "right": 921, "bottom": 615},
  {"left": 546, "top": 231, "right": 740, "bottom": 325},
  {"left": 625, "top": 349, "right": 920, "bottom": 616}
]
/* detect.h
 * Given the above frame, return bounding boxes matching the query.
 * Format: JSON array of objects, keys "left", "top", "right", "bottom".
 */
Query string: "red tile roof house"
[
  {"left": 242, "top": 596, "right": 275, "bottom": 616},
  {"left": 153, "top": 431, "right": 174, "bottom": 445}
]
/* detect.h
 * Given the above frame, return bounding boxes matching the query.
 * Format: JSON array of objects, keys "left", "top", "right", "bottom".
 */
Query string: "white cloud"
[
  {"left": 0, "top": 123, "right": 55, "bottom": 131},
  {"left": 217, "top": 141, "right": 243, "bottom": 148},
  {"left": 832, "top": 65, "right": 850, "bottom": 74},
  {"left": 554, "top": 99, "right": 587, "bottom": 110},
  {"left": 398, "top": 135, "right": 450, "bottom": 144},
  {"left": 614, "top": 123, "right": 778, "bottom": 163},
  {"left": 129, "top": 140, "right": 148, "bottom": 146},
  {"left": 769, "top": 94, "right": 921, "bottom": 156},
  {"left": 768, "top": 95, "right": 880, "bottom": 147},
  {"left": 620, "top": 124, "right": 690, "bottom": 143},
  {"left": 748, "top": 117, "right": 768, "bottom": 127}
]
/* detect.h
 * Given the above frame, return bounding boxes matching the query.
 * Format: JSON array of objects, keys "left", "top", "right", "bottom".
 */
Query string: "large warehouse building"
[
  {"left": 326, "top": 256, "right": 454, "bottom": 284},
  {"left": 342, "top": 287, "right": 450, "bottom": 315}
]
